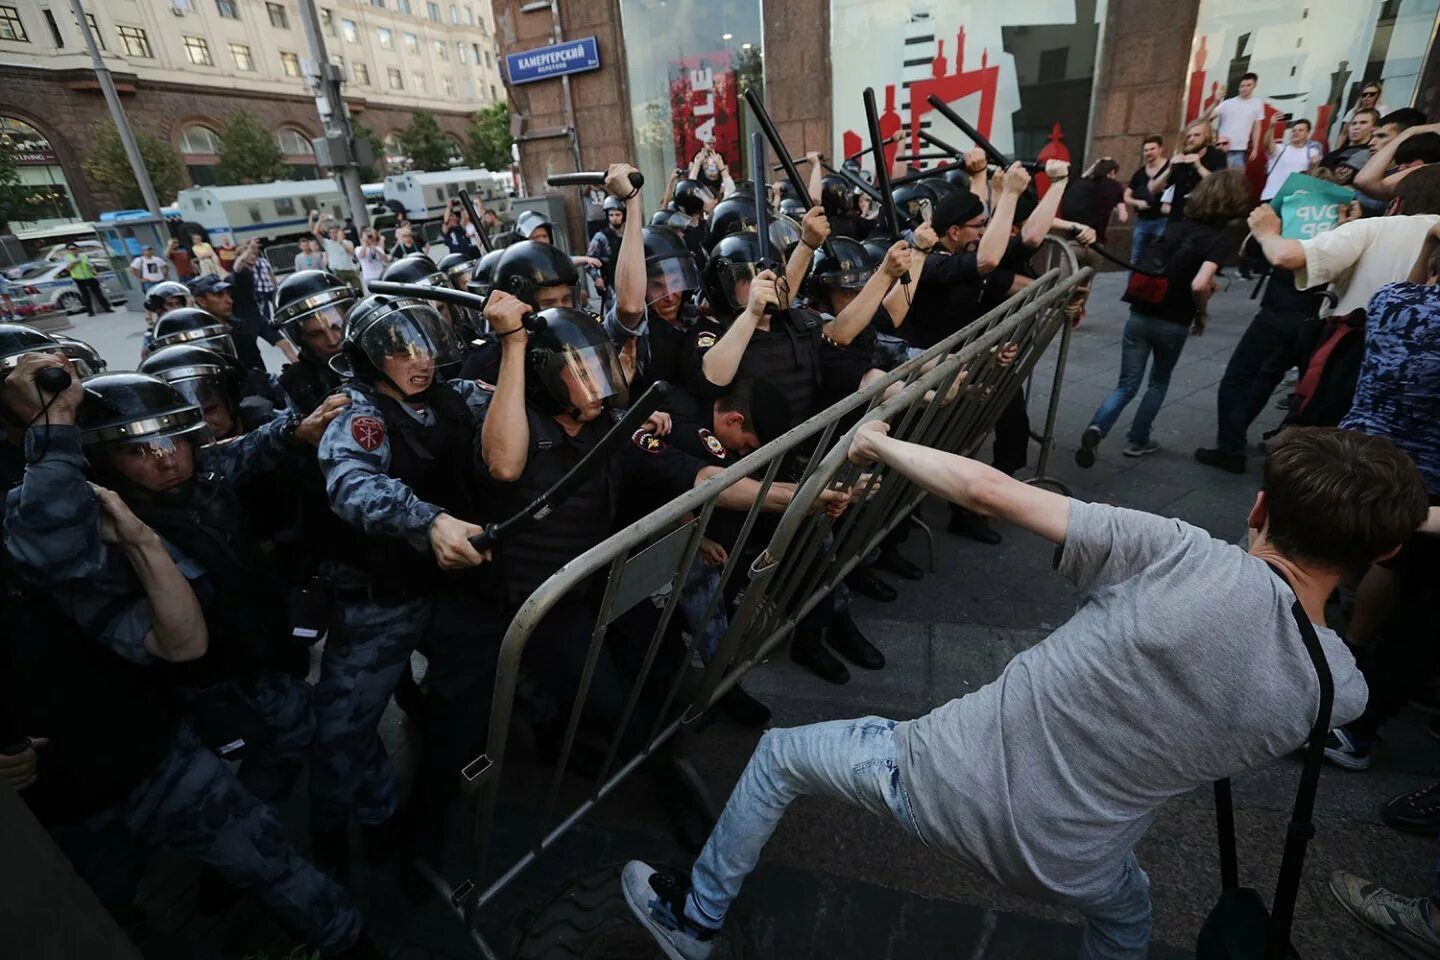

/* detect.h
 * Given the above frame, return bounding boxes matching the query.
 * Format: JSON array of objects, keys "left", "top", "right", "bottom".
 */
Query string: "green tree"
[
  {"left": 464, "top": 102, "right": 513, "bottom": 171},
  {"left": 215, "top": 110, "right": 287, "bottom": 184},
  {"left": 398, "top": 110, "right": 455, "bottom": 172},
  {"left": 350, "top": 119, "right": 387, "bottom": 181},
  {"left": 79, "top": 120, "right": 184, "bottom": 209}
]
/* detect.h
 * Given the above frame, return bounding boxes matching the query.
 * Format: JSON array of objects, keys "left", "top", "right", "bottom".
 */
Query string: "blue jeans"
[
  {"left": 1128, "top": 218, "right": 1166, "bottom": 267},
  {"left": 1226, "top": 150, "right": 1248, "bottom": 169},
  {"left": 1090, "top": 310, "right": 1191, "bottom": 445},
  {"left": 685, "top": 717, "right": 1154, "bottom": 959}
]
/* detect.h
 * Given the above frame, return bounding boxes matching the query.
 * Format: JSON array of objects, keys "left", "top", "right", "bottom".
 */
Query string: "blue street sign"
[{"left": 505, "top": 37, "right": 601, "bottom": 85}]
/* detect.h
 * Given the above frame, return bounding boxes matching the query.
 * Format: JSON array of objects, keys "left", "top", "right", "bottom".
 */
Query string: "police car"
[{"left": 4, "top": 259, "right": 126, "bottom": 314}]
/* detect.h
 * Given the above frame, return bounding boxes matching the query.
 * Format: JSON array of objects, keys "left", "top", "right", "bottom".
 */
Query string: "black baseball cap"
[
  {"left": 187, "top": 274, "right": 232, "bottom": 296},
  {"left": 930, "top": 190, "right": 985, "bottom": 232}
]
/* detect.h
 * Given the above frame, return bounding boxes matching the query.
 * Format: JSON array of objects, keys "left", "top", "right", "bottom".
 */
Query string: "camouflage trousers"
[
  {"left": 51, "top": 723, "right": 362, "bottom": 952},
  {"left": 182, "top": 671, "right": 315, "bottom": 808},
  {"left": 310, "top": 597, "right": 432, "bottom": 833}
]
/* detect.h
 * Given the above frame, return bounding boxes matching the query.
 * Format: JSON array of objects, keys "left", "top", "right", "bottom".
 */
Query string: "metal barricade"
[{"left": 450, "top": 244, "right": 1092, "bottom": 956}]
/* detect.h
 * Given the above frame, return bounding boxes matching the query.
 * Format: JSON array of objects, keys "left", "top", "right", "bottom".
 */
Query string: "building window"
[
  {"left": 0, "top": 5, "right": 29, "bottom": 42},
  {"left": 280, "top": 50, "right": 301, "bottom": 76},
  {"left": 464, "top": 5, "right": 473, "bottom": 24},
  {"left": 184, "top": 36, "right": 213, "bottom": 66},
  {"left": 77, "top": 12, "right": 104, "bottom": 48},
  {"left": 387, "top": 66, "right": 402, "bottom": 89},
  {"left": 471, "top": 42, "right": 480, "bottom": 62},
  {"left": 1037, "top": 47, "right": 1068, "bottom": 84},
  {"left": 403, "top": 32, "right": 418, "bottom": 55},
  {"left": 489, "top": 82, "right": 496, "bottom": 100},
  {"left": 215, "top": 0, "right": 238, "bottom": 20},
  {"left": 396, "top": 0, "right": 412, "bottom": 13},
  {"left": 484, "top": 49, "right": 491, "bottom": 68},
  {"left": 41, "top": 9, "right": 62, "bottom": 47},
  {"left": 426, "top": 2, "right": 439, "bottom": 21},
  {"left": 319, "top": 7, "right": 334, "bottom": 34},
  {"left": 456, "top": 41, "right": 465, "bottom": 64},
  {"left": 411, "top": 70, "right": 425, "bottom": 91},
  {"left": 117, "top": 24, "right": 150, "bottom": 57},
  {"left": 328, "top": 52, "right": 344, "bottom": 77},
  {"left": 369, "top": 0, "right": 385, "bottom": 6},
  {"left": 276, "top": 129, "right": 314, "bottom": 155},
  {"left": 352, "top": 61, "right": 369, "bottom": 85},
  {"left": 266, "top": 2, "right": 288, "bottom": 29},
  {"left": 230, "top": 42, "right": 254, "bottom": 70},
  {"left": 434, "top": 39, "right": 446, "bottom": 60},
  {"left": 449, "top": 4, "right": 458, "bottom": 24},
  {"left": 375, "top": 26, "right": 391, "bottom": 49},
  {"left": 178, "top": 125, "right": 222, "bottom": 154},
  {"left": 442, "top": 75, "right": 455, "bottom": 97},
  {"left": 341, "top": 18, "right": 357, "bottom": 43}
]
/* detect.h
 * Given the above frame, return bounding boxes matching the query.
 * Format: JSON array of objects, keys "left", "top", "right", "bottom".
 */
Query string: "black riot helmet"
[
  {"left": 705, "top": 193, "right": 759, "bottom": 249},
  {"left": 515, "top": 209, "right": 555, "bottom": 244},
  {"left": 778, "top": 197, "right": 808, "bottom": 220},
  {"left": 942, "top": 166, "right": 973, "bottom": 191},
  {"left": 701, "top": 231, "right": 771, "bottom": 324},
  {"left": 436, "top": 251, "right": 478, "bottom": 290},
  {"left": 768, "top": 212, "right": 803, "bottom": 259},
  {"left": 925, "top": 177, "right": 961, "bottom": 204},
  {"left": 143, "top": 280, "right": 194, "bottom": 316},
  {"left": 776, "top": 180, "right": 802, "bottom": 205},
  {"left": 337, "top": 294, "right": 463, "bottom": 400},
  {"left": 382, "top": 253, "right": 447, "bottom": 288},
  {"left": 77, "top": 373, "right": 211, "bottom": 495},
  {"left": 672, "top": 179, "right": 715, "bottom": 217},
  {"left": 602, "top": 195, "right": 625, "bottom": 215},
  {"left": 152, "top": 307, "right": 237, "bottom": 359},
  {"left": 641, "top": 226, "right": 703, "bottom": 308},
  {"left": 51, "top": 335, "right": 106, "bottom": 378},
  {"left": 862, "top": 232, "right": 899, "bottom": 264},
  {"left": 272, "top": 269, "right": 356, "bottom": 362},
  {"left": 820, "top": 174, "right": 859, "bottom": 219},
  {"left": 801, "top": 236, "right": 877, "bottom": 306},
  {"left": 0, "top": 323, "right": 63, "bottom": 374},
  {"left": 467, "top": 248, "right": 505, "bottom": 300},
  {"left": 493, "top": 240, "right": 580, "bottom": 310},
  {"left": 139, "top": 344, "right": 243, "bottom": 439},
  {"left": 650, "top": 207, "right": 674, "bottom": 227},
  {"left": 524, "top": 307, "right": 627, "bottom": 419},
  {"left": 891, "top": 181, "right": 939, "bottom": 229}
]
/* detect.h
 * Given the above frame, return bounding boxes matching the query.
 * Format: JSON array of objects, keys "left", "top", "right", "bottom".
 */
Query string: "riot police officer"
[
  {"left": 50, "top": 335, "right": 105, "bottom": 378},
  {"left": 143, "top": 279, "right": 194, "bottom": 317},
  {"left": 384, "top": 252, "right": 483, "bottom": 343},
  {"left": 587, "top": 195, "right": 626, "bottom": 302},
  {"left": 608, "top": 225, "right": 704, "bottom": 398},
  {"left": 0, "top": 353, "right": 379, "bottom": 958},
  {"left": 271, "top": 269, "right": 354, "bottom": 414},
  {"left": 152, "top": 306, "right": 239, "bottom": 359},
  {"left": 491, "top": 239, "right": 581, "bottom": 311},
  {"left": 515, "top": 209, "right": 556, "bottom": 245},
  {"left": 820, "top": 172, "right": 873, "bottom": 241},
  {"left": 139, "top": 344, "right": 251, "bottom": 439},
  {"left": 314, "top": 293, "right": 494, "bottom": 878}
]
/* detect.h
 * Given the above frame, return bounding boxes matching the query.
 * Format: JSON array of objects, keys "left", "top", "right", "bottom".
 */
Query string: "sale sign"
[{"left": 669, "top": 52, "right": 741, "bottom": 175}]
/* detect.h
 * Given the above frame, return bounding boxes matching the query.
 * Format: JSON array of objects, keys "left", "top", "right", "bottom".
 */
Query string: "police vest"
[
  {"left": 597, "top": 226, "right": 622, "bottom": 286},
  {"left": 337, "top": 382, "right": 485, "bottom": 597},
  {"left": 0, "top": 588, "right": 178, "bottom": 825},
  {"left": 278, "top": 357, "right": 340, "bottom": 414},
  {"left": 738, "top": 307, "right": 825, "bottom": 429},
  {"left": 495, "top": 408, "right": 618, "bottom": 606}
]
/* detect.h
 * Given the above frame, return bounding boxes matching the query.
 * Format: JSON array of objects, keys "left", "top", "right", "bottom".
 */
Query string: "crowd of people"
[{"left": 3, "top": 75, "right": 1440, "bottom": 960}]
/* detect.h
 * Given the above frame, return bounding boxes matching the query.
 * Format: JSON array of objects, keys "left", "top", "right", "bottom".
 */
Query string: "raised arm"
[
  {"left": 962, "top": 148, "right": 989, "bottom": 205},
  {"left": 479, "top": 292, "right": 532, "bottom": 482},
  {"left": 826, "top": 240, "right": 911, "bottom": 345},
  {"left": 786, "top": 206, "right": 829, "bottom": 297},
  {"left": 977, "top": 163, "right": 1028, "bottom": 274},
  {"left": 607, "top": 163, "right": 647, "bottom": 328},
  {"left": 699, "top": 273, "right": 778, "bottom": 388},
  {"left": 1021, "top": 160, "right": 1070, "bottom": 247},
  {"left": 805, "top": 151, "right": 824, "bottom": 206},
  {"left": 1246, "top": 204, "right": 1306, "bottom": 271},
  {"left": 1147, "top": 160, "right": 1175, "bottom": 195},
  {"left": 848, "top": 420, "right": 1070, "bottom": 543},
  {"left": 1410, "top": 222, "right": 1440, "bottom": 284}
]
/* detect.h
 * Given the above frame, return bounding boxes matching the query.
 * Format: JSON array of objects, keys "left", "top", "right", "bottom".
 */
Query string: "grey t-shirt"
[{"left": 893, "top": 500, "right": 1367, "bottom": 903}]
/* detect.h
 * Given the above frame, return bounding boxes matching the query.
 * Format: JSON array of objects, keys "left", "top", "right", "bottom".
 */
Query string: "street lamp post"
[{"left": 297, "top": 0, "right": 371, "bottom": 228}]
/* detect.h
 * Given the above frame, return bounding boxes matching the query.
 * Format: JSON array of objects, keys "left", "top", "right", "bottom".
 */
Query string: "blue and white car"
[{"left": 5, "top": 259, "right": 126, "bottom": 314}]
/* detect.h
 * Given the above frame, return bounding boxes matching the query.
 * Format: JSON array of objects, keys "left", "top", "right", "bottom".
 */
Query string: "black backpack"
[
  {"left": 1195, "top": 572, "right": 1334, "bottom": 960},
  {"left": 1121, "top": 223, "right": 1213, "bottom": 314}
]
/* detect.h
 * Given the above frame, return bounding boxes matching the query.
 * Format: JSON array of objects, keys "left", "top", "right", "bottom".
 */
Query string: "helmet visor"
[
  {"left": 357, "top": 304, "right": 462, "bottom": 373},
  {"left": 716, "top": 260, "right": 761, "bottom": 312},
  {"left": 645, "top": 256, "right": 703, "bottom": 305},
  {"left": 555, "top": 341, "right": 626, "bottom": 408},
  {"left": 768, "top": 215, "right": 802, "bottom": 252},
  {"left": 665, "top": 210, "right": 700, "bottom": 231},
  {"left": 194, "top": 333, "right": 237, "bottom": 359},
  {"left": 170, "top": 376, "right": 229, "bottom": 416},
  {"left": 282, "top": 303, "right": 351, "bottom": 351},
  {"left": 821, "top": 264, "right": 875, "bottom": 291},
  {"left": 898, "top": 196, "right": 933, "bottom": 225}
]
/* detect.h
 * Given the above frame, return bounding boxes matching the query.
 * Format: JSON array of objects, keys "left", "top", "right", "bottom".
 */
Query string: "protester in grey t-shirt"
[{"left": 622, "top": 425, "right": 1429, "bottom": 960}]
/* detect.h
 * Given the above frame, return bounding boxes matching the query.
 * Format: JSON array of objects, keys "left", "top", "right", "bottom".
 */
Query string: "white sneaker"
[
  {"left": 1329, "top": 870, "right": 1440, "bottom": 958},
  {"left": 620, "top": 860, "right": 716, "bottom": 960},
  {"left": 1122, "top": 440, "right": 1160, "bottom": 457}
]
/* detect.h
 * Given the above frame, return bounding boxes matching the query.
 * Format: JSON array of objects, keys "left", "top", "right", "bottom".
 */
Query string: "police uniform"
[
  {"left": 605, "top": 298, "right": 701, "bottom": 401},
  {"left": 278, "top": 355, "right": 341, "bottom": 414},
  {"left": 315, "top": 375, "right": 491, "bottom": 841},
  {"left": 684, "top": 307, "right": 825, "bottom": 432}
]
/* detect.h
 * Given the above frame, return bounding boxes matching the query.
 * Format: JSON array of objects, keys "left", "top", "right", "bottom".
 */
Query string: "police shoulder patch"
[
  {"left": 351, "top": 415, "right": 386, "bottom": 452},
  {"left": 695, "top": 331, "right": 718, "bottom": 349},
  {"left": 630, "top": 428, "right": 664, "bottom": 453},
  {"left": 698, "top": 427, "right": 726, "bottom": 460}
]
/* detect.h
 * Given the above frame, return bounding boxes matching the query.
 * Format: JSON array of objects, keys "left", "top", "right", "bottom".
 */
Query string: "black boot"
[
  {"left": 1193, "top": 447, "right": 1246, "bottom": 474},
  {"left": 847, "top": 566, "right": 897, "bottom": 602},
  {"left": 827, "top": 613, "right": 885, "bottom": 670},
  {"left": 716, "top": 684, "right": 771, "bottom": 727},
  {"left": 948, "top": 505, "right": 1002, "bottom": 545},
  {"left": 790, "top": 628, "right": 849, "bottom": 685},
  {"left": 309, "top": 826, "right": 351, "bottom": 884},
  {"left": 877, "top": 546, "right": 924, "bottom": 580}
]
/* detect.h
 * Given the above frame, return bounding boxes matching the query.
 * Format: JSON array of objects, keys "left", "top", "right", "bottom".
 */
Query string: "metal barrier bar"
[{"left": 460, "top": 245, "right": 1091, "bottom": 950}]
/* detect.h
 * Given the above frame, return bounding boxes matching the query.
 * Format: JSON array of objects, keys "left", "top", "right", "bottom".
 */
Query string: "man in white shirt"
[
  {"left": 128, "top": 245, "right": 170, "bottom": 292},
  {"left": 1260, "top": 118, "right": 1323, "bottom": 201},
  {"left": 1249, "top": 164, "right": 1440, "bottom": 315},
  {"left": 1209, "top": 72, "right": 1266, "bottom": 168}
]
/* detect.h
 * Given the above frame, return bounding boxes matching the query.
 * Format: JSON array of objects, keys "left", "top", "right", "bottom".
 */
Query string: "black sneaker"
[
  {"left": 1075, "top": 424, "right": 1102, "bottom": 468},
  {"left": 877, "top": 546, "right": 925, "bottom": 580},
  {"left": 827, "top": 613, "right": 885, "bottom": 670},
  {"left": 790, "top": 631, "right": 849, "bottom": 684},
  {"left": 1194, "top": 447, "right": 1246, "bottom": 474},
  {"left": 847, "top": 567, "right": 897, "bottom": 602},
  {"left": 948, "top": 506, "right": 1002, "bottom": 545},
  {"left": 1382, "top": 781, "right": 1440, "bottom": 834},
  {"left": 621, "top": 861, "right": 717, "bottom": 960},
  {"left": 716, "top": 685, "right": 771, "bottom": 728}
]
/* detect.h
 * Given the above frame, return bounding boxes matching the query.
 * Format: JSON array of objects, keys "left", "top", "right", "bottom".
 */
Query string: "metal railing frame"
[{"left": 442, "top": 241, "right": 1090, "bottom": 957}]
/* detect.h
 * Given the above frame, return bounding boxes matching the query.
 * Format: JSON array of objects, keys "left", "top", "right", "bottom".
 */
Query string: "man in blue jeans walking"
[
  {"left": 1123, "top": 136, "right": 1169, "bottom": 265},
  {"left": 624, "top": 422, "right": 1422, "bottom": 960}
]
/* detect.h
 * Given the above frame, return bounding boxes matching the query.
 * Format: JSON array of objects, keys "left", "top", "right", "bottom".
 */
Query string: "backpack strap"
[{"left": 1264, "top": 564, "right": 1336, "bottom": 960}]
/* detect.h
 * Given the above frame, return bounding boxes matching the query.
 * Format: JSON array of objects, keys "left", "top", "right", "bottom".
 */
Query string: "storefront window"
[
  {"left": 0, "top": 117, "right": 80, "bottom": 232},
  {"left": 1187, "top": 0, "right": 1440, "bottom": 147},
  {"left": 830, "top": 0, "right": 1106, "bottom": 179},
  {"left": 617, "top": 0, "right": 763, "bottom": 198}
]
